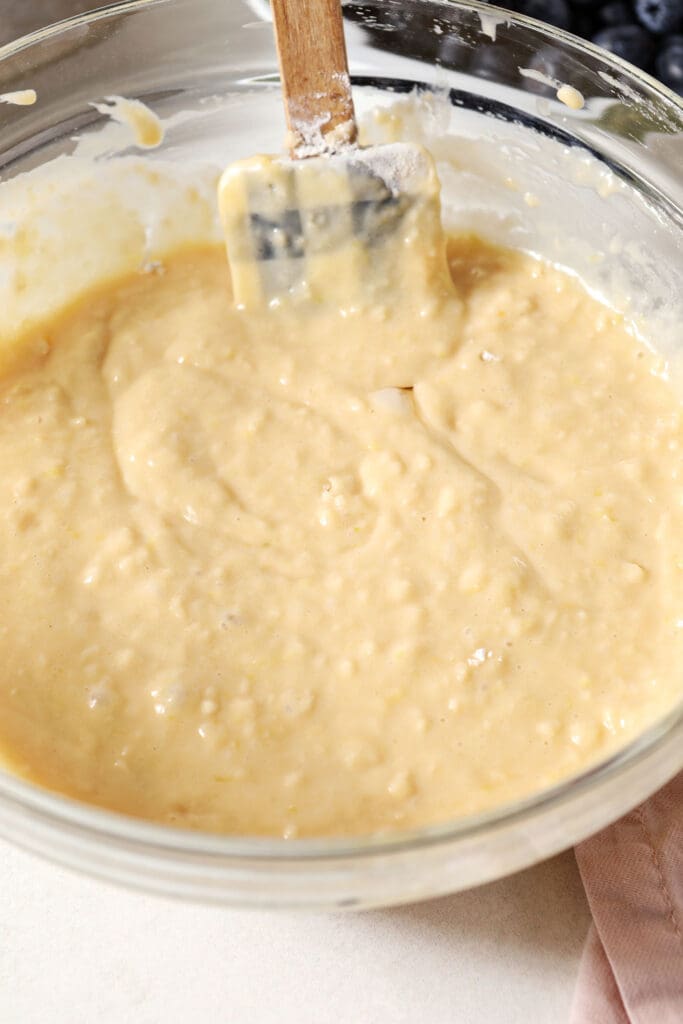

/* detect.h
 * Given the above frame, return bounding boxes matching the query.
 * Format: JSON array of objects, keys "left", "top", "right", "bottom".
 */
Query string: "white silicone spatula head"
[{"left": 218, "top": 0, "right": 452, "bottom": 311}]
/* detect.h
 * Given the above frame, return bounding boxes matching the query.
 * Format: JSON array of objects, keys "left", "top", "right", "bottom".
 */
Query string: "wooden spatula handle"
[{"left": 271, "top": 0, "right": 358, "bottom": 158}]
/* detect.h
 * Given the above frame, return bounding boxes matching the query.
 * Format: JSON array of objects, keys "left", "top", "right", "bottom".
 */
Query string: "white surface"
[{"left": 0, "top": 842, "right": 590, "bottom": 1023}]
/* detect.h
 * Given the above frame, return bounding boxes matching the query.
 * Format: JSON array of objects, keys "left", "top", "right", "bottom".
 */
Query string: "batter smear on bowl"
[{"left": 0, "top": 234, "right": 680, "bottom": 837}]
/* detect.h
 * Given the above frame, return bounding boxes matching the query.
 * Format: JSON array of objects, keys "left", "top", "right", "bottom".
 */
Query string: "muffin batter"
[{"left": 0, "top": 235, "right": 680, "bottom": 836}]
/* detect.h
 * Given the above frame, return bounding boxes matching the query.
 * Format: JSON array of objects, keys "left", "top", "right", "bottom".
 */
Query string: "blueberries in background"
[
  {"left": 655, "top": 34, "right": 683, "bottom": 91},
  {"left": 515, "top": 0, "right": 572, "bottom": 31},
  {"left": 599, "top": 2, "right": 636, "bottom": 27},
  {"left": 592, "top": 24, "right": 656, "bottom": 69},
  {"left": 505, "top": 0, "right": 683, "bottom": 84},
  {"left": 572, "top": 10, "right": 600, "bottom": 38},
  {"left": 475, "top": 0, "right": 683, "bottom": 94},
  {"left": 345, "top": 0, "right": 683, "bottom": 96},
  {"left": 634, "top": 0, "right": 683, "bottom": 33}
]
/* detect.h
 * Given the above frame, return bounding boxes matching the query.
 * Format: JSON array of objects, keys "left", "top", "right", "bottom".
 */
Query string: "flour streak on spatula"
[{"left": 218, "top": 0, "right": 451, "bottom": 310}]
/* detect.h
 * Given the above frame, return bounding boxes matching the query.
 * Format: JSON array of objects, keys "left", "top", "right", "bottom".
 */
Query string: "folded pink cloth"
[{"left": 571, "top": 772, "right": 683, "bottom": 1024}]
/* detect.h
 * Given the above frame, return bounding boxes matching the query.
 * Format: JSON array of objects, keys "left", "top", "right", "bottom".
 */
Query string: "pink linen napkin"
[{"left": 571, "top": 772, "right": 683, "bottom": 1024}]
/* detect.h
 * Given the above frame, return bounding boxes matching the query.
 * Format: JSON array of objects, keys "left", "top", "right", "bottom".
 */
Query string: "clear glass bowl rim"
[{"left": 0, "top": 0, "right": 681, "bottom": 868}]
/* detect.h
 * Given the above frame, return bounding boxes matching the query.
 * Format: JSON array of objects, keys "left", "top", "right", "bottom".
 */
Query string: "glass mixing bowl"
[{"left": 0, "top": 0, "right": 681, "bottom": 908}]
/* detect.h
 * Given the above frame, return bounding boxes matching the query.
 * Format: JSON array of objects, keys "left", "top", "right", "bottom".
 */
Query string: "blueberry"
[
  {"left": 598, "top": 2, "right": 636, "bottom": 28},
  {"left": 655, "top": 34, "right": 683, "bottom": 92},
  {"left": 572, "top": 10, "right": 600, "bottom": 38},
  {"left": 592, "top": 24, "right": 656, "bottom": 69},
  {"left": 635, "top": 0, "right": 683, "bottom": 33},
  {"left": 515, "top": 0, "right": 572, "bottom": 31},
  {"left": 569, "top": 9, "right": 602, "bottom": 37}
]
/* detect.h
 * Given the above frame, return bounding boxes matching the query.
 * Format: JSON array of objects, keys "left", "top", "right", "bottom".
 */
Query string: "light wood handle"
[{"left": 271, "top": 0, "right": 358, "bottom": 158}]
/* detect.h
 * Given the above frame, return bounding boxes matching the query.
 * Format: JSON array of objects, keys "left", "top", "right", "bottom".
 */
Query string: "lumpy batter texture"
[{"left": 0, "top": 237, "right": 681, "bottom": 836}]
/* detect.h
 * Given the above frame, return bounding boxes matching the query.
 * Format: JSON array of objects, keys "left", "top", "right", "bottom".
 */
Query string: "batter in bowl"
[{"left": 0, "top": 234, "right": 680, "bottom": 836}]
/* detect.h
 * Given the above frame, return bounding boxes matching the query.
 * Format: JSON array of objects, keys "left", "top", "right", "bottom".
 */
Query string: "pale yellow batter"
[{"left": 0, "top": 236, "right": 680, "bottom": 836}]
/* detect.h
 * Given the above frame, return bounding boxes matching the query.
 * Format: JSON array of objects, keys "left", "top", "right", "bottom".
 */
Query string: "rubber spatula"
[{"left": 218, "top": 0, "right": 452, "bottom": 311}]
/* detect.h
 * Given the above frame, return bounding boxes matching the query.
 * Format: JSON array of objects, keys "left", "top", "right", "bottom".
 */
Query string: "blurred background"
[{"left": 0, "top": 1, "right": 681, "bottom": 93}]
